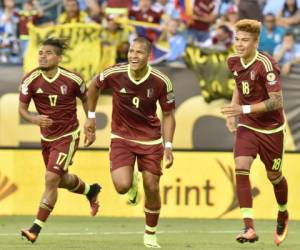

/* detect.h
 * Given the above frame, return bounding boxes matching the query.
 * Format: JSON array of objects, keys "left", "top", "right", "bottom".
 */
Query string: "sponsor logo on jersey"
[
  {"left": 60, "top": 85, "right": 68, "bottom": 95},
  {"left": 119, "top": 88, "right": 127, "bottom": 93},
  {"left": 36, "top": 88, "right": 43, "bottom": 94},
  {"left": 250, "top": 71, "right": 256, "bottom": 80}
]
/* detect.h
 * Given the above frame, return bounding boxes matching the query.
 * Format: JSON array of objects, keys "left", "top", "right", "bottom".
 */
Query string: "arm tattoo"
[{"left": 264, "top": 92, "right": 283, "bottom": 111}]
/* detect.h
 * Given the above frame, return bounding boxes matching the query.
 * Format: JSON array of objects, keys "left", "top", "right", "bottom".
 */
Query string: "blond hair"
[{"left": 235, "top": 19, "right": 261, "bottom": 40}]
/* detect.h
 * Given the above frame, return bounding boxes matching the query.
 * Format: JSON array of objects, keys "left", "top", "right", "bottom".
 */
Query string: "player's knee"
[
  {"left": 235, "top": 163, "right": 250, "bottom": 172},
  {"left": 114, "top": 182, "right": 131, "bottom": 194},
  {"left": 235, "top": 157, "right": 252, "bottom": 171},
  {"left": 45, "top": 172, "right": 61, "bottom": 188}
]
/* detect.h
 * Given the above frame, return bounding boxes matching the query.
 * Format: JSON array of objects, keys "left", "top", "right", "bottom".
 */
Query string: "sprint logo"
[{"left": 0, "top": 170, "right": 18, "bottom": 203}]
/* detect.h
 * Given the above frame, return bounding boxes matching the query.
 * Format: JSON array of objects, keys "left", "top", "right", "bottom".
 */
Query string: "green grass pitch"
[{"left": 0, "top": 216, "right": 299, "bottom": 250}]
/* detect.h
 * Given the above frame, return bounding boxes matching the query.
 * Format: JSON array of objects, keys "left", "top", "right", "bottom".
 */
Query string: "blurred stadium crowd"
[{"left": 1, "top": 0, "right": 300, "bottom": 75}]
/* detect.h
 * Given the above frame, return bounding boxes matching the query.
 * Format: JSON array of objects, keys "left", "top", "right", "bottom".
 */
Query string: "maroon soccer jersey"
[
  {"left": 95, "top": 64, "right": 175, "bottom": 141},
  {"left": 227, "top": 51, "right": 284, "bottom": 130},
  {"left": 189, "top": 0, "right": 220, "bottom": 32},
  {"left": 129, "top": 7, "right": 161, "bottom": 24},
  {"left": 19, "top": 67, "right": 86, "bottom": 139}
]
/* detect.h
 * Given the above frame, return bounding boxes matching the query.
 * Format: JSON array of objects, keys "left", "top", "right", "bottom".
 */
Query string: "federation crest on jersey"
[
  {"left": 147, "top": 88, "right": 154, "bottom": 98},
  {"left": 250, "top": 71, "right": 256, "bottom": 80},
  {"left": 60, "top": 85, "right": 68, "bottom": 95}
]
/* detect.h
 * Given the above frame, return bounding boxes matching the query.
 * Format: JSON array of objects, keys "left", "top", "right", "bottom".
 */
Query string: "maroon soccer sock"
[
  {"left": 37, "top": 202, "right": 53, "bottom": 222},
  {"left": 31, "top": 202, "right": 54, "bottom": 234},
  {"left": 236, "top": 170, "right": 252, "bottom": 208},
  {"left": 273, "top": 176, "right": 288, "bottom": 206},
  {"left": 69, "top": 175, "right": 87, "bottom": 194},
  {"left": 272, "top": 176, "right": 288, "bottom": 221},
  {"left": 144, "top": 206, "right": 160, "bottom": 235},
  {"left": 236, "top": 170, "right": 254, "bottom": 229},
  {"left": 277, "top": 210, "right": 289, "bottom": 222}
]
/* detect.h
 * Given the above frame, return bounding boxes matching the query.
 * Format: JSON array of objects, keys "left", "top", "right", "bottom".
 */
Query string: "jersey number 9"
[{"left": 132, "top": 97, "right": 140, "bottom": 108}]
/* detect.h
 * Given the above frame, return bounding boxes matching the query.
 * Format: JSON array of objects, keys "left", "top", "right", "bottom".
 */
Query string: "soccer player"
[
  {"left": 84, "top": 37, "right": 176, "bottom": 248},
  {"left": 221, "top": 19, "right": 289, "bottom": 246},
  {"left": 19, "top": 38, "right": 101, "bottom": 243}
]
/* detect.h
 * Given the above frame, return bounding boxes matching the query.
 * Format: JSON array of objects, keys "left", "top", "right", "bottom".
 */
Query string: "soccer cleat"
[
  {"left": 86, "top": 183, "right": 101, "bottom": 216},
  {"left": 21, "top": 229, "right": 38, "bottom": 243},
  {"left": 128, "top": 171, "right": 139, "bottom": 205},
  {"left": 236, "top": 228, "right": 259, "bottom": 243},
  {"left": 274, "top": 214, "right": 289, "bottom": 246},
  {"left": 144, "top": 233, "right": 161, "bottom": 248}
]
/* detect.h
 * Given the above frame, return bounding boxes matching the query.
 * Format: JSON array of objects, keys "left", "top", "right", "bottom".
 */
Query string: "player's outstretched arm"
[
  {"left": 19, "top": 101, "right": 53, "bottom": 128},
  {"left": 162, "top": 110, "right": 176, "bottom": 169}
]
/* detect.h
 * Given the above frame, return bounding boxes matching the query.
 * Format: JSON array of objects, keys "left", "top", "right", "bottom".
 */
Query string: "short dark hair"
[
  {"left": 42, "top": 37, "right": 69, "bottom": 55},
  {"left": 284, "top": 31, "right": 295, "bottom": 38},
  {"left": 218, "top": 24, "right": 232, "bottom": 35},
  {"left": 132, "top": 37, "right": 152, "bottom": 54},
  {"left": 25, "top": 0, "right": 33, "bottom": 5},
  {"left": 264, "top": 12, "right": 275, "bottom": 18}
]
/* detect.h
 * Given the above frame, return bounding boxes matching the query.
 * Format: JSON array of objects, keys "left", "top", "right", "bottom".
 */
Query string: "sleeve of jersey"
[
  {"left": 95, "top": 72, "right": 110, "bottom": 91},
  {"left": 19, "top": 80, "right": 32, "bottom": 104},
  {"left": 75, "top": 80, "right": 87, "bottom": 98},
  {"left": 227, "top": 57, "right": 234, "bottom": 72},
  {"left": 159, "top": 78, "right": 176, "bottom": 112},
  {"left": 262, "top": 65, "right": 282, "bottom": 92}
]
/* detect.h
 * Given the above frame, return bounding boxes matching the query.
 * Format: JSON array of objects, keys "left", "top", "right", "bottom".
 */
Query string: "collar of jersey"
[
  {"left": 128, "top": 64, "right": 152, "bottom": 85},
  {"left": 240, "top": 50, "right": 258, "bottom": 69},
  {"left": 41, "top": 68, "right": 61, "bottom": 83}
]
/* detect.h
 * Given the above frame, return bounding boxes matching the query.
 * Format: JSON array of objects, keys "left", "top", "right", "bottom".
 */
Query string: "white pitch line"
[{"left": 0, "top": 230, "right": 296, "bottom": 237}]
